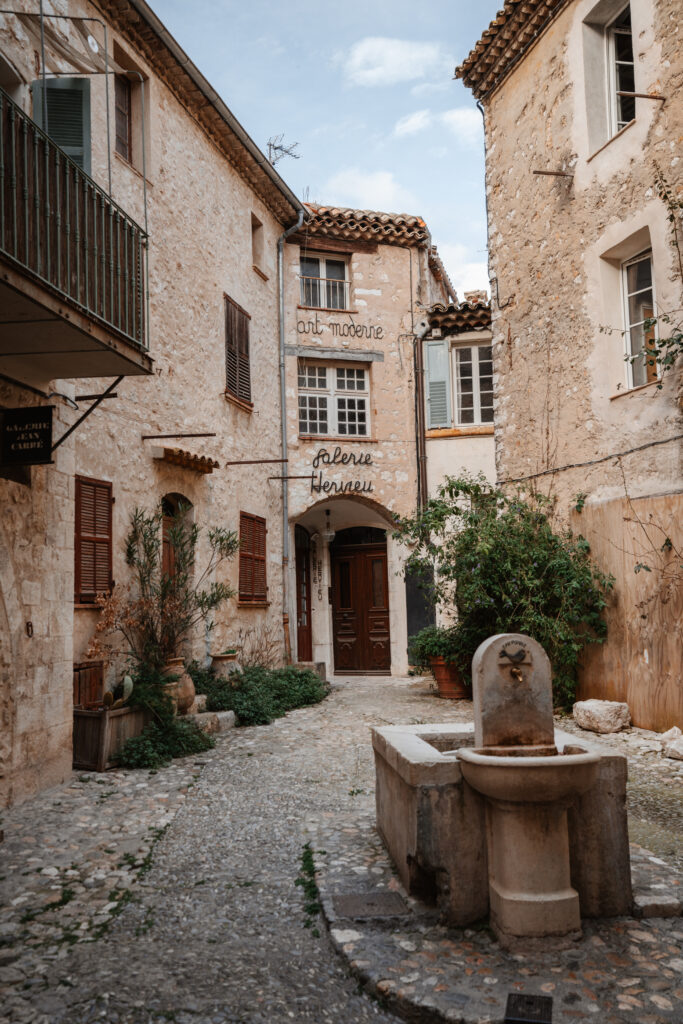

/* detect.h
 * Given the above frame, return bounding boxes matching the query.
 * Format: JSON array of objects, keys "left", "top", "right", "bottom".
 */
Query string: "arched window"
[{"left": 161, "top": 494, "right": 193, "bottom": 580}]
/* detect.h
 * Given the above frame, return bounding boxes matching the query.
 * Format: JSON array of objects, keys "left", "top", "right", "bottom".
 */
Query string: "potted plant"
[
  {"left": 408, "top": 625, "right": 470, "bottom": 699},
  {"left": 211, "top": 648, "right": 239, "bottom": 678},
  {"left": 88, "top": 505, "right": 239, "bottom": 715}
]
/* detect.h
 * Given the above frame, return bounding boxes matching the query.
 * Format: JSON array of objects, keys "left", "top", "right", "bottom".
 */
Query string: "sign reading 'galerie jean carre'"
[
  {"left": 311, "top": 446, "right": 373, "bottom": 494},
  {"left": 0, "top": 406, "right": 53, "bottom": 466}
]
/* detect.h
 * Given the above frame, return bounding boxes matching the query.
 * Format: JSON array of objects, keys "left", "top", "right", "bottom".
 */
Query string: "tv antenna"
[{"left": 267, "top": 134, "right": 300, "bottom": 166}]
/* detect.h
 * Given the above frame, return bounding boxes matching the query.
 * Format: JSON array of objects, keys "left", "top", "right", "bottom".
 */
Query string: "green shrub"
[
  {"left": 396, "top": 474, "right": 614, "bottom": 708},
  {"left": 188, "top": 662, "right": 328, "bottom": 726},
  {"left": 408, "top": 625, "right": 459, "bottom": 670},
  {"left": 117, "top": 717, "right": 213, "bottom": 770}
]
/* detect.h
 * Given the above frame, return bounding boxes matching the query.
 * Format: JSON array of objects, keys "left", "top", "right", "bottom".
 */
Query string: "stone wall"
[{"left": 481, "top": 0, "right": 682, "bottom": 728}]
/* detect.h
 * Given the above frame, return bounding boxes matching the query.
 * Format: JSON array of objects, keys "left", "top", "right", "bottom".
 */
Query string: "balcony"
[
  {"left": 0, "top": 86, "right": 152, "bottom": 383},
  {"left": 300, "top": 275, "right": 350, "bottom": 312}
]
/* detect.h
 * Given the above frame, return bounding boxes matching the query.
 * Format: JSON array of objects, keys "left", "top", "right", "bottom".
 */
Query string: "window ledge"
[
  {"left": 114, "top": 148, "right": 152, "bottom": 185},
  {"left": 587, "top": 119, "right": 636, "bottom": 163},
  {"left": 610, "top": 378, "right": 661, "bottom": 401},
  {"left": 224, "top": 391, "right": 254, "bottom": 413},
  {"left": 253, "top": 264, "right": 269, "bottom": 281},
  {"left": 297, "top": 305, "right": 358, "bottom": 315},
  {"left": 298, "top": 435, "right": 378, "bottom": 444},
  {"left": 426, "top": 426, "right": 494, "bottom": 438},
  {"left": 237, "top": 600, "right": 270, "bottom": 608}
]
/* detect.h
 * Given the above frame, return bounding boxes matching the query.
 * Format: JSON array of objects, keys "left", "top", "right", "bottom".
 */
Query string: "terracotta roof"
[
  {"left": 456, "top": 0, "right": 569, "bottom": 100},
  {"left": 96, "top": 0, "right": 303, "bottom": 225},
  {"left": 428, "top": 247, "right": 458, "bottom": 304},
  {"left": 427, "top": 299, "right": 491, "bottom": 334},
  {"left": 301, "top": 204, "right": 430, "bottom": 247},
  {"left": 152, "top": 447, "right": 219, "bottom": 473}
]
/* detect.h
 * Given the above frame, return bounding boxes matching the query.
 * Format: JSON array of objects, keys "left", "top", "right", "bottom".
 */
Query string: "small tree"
[
  {"left": 395, "top": 475, "right": 614, "bottom": 707},
  {"left": 89, "top": 505, "right": 239, "bottom": 672}
]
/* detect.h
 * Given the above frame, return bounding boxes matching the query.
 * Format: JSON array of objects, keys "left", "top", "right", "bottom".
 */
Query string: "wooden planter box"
[{"left": 73, "top": 705, "right": 150, "bottom": 772}]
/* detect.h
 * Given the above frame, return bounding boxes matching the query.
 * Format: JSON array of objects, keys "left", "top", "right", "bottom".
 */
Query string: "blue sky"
[{"left": 152, "top": 0, "right": 502, "bottom": 298}]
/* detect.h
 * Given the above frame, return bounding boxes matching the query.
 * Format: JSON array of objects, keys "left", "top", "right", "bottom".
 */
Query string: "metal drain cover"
[
  {"left": 333, "top": 891, "right": 409, "bottom": 918},
  {"left": 505, "top": 993, "right": 553, "bottom": 1024}
]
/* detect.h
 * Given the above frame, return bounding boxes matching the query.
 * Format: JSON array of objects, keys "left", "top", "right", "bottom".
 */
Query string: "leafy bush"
[
  {"left": 408, "top": 625, "right": 459, "bottom": 670},
  {"left": 117, "top": 717, "right": 213, "bottom": 770},
  {"left": 188, "top": 662, "right": 328, "bottom": 726},
  {"left": 396, "top": 474, "right": 614, "bottom": 708}
]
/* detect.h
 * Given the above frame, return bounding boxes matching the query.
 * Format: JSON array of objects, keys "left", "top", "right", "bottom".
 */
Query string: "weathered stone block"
[
  {"left": 472, "top": 634, "right": 554, "bottom": 749},
  {"left": 573, "top": 699, "right": 631, "bottom": 734}
]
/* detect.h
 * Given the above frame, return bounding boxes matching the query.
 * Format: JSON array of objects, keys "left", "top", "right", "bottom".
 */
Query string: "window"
[
  {"left": 622, "top": 250, "right": 657, "bottom": 388},
  {"left": 298, "top": 363, "right": 369, "bottom": 437},
  {"left": 424, "top": 339, "right": 493, "bottom": 428},
  {"left": 114, "top": 75, "right": 132, "bottom": 163},
  {"left": 75, "top": 476, "right": 113, "bottom": 603},
  {"left": 32, "top": 77, "right": 91, "bottom": 174},
  {"left": 300, "top": 254, "right": 349, "bottom": 311},
  {"left": 225, "top": 296, "right": 252, "bottom": 406},
  {"left": 251, "top": 213, "right": 266, "bottom": 277},
  {"left": 239, "top": 512, "right": 267, "bottom": 603},
  {"left": 607, "top": 5, "right": 635, "bottom": 134}
]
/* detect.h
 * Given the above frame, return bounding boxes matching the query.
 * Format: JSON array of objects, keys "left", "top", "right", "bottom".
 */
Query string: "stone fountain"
[{"left": 373, "top": 633, "right": 633, "bottom": 949}]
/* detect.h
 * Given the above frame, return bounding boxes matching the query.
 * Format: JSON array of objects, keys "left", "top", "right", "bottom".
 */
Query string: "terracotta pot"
[
  {"left": 162, "top": 658, "right": 196, "bottom": 715},
  {"left": 211, "top": 652, "right": 239, "bottom": 679},
  {"left": 429, "top": 657, "right": 471, "bottom": 700}
]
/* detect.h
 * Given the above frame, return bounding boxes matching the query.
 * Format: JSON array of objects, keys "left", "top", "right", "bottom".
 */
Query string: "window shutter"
[
  {"left": 75, "top": 476, "right": 112, "bottom": 602},
  {"left": 225, "top": 296, "right": 251, "bottom": 404},
  {"left": 425, "top": 341, "right": 451, "bottom": 428},
  {"left": 239, "top": 512, "right": 267, "bottom": 602},
  {"left": 32, "top": 78, "right": 91, "bottom": 175}
]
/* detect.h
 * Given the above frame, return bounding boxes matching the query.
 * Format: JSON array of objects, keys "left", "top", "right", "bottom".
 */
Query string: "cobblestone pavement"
[{"left": 0, "top": 675, "right": 681, "bottom": 1024}]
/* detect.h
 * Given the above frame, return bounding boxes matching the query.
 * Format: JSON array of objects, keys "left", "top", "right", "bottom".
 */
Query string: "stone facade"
[
  {"left": 459, "top": 0, "right": 683, "bottom": 730},
  {"left": 0, "top": 0, "right": 301, "bottom": 805}
]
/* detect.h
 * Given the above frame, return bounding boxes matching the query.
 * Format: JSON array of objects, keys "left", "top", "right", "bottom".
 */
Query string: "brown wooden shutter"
[
  {"left": 239, "top": 511, "right": 267, "bottom": 602},
  {"left": 225, "top": 296, "right": 252, "bottom": 404},
  {"left": 75, "top": 476, "right": 113, "bottom": 603}
]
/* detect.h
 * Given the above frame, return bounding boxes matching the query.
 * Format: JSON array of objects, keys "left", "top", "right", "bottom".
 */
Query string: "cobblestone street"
[{"left": 1, "top": 676, "right": 681, "bottom": 1024}]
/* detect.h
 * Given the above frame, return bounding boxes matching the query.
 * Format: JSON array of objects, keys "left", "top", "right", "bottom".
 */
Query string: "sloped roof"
[
  {"left": 456, "top": 0, "right": 569, "bottom": 100},
  {"left": 428, "top": 299, "right": 491, "bottom": 334},
  {"left": 302, "top": 204, "right": 430, "bottom": 247}
]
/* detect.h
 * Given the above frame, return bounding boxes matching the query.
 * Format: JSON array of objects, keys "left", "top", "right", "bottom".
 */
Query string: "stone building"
[
  {"left": 0, "top": 0, "right": 303, "bottom": 806},
  {"left": 457, "top": 0, "right": 682, "bottom": 729},
  {"left": 282, "top": 207, "right": 451, "bottom": 676}
]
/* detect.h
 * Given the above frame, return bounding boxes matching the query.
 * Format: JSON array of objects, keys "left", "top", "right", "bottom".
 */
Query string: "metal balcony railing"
[
  {"left": 0, "top": 86, "right": 148, "bottom": 350},
  {"left": 300, "top": 275, "right": 349, "bottom": 311}
]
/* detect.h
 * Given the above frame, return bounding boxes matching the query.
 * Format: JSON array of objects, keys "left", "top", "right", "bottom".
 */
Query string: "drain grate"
[
  {"left": 504, "top": 993, "right": 553, "bottom": 1024},
  {"left": 333, "top": 891, "right": 409, "bottom": 918}
]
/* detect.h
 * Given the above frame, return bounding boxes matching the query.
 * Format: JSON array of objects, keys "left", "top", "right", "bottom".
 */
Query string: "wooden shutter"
[
  {"left": 239, "top": 512, "right": 267, "bottom": 602},
  {"left": 114, "top": 76, "right": 132, "bottom": 162},
  {"left": 32, "top": 78, "right": 91, "bottom": 175},
  {"left": 225, "top": 296, "right": 252, "bottom": 404},
  {"left": 425, "top": 340, "right": 451, "bottom": 428},
  {"left": 75, "top": 476, "right": 113, "bottom": 603}
]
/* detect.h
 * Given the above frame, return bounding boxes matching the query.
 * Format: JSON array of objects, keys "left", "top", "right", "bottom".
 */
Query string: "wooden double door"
[{"left": 331, "top": 544, "right": 391, "bottom": 673}]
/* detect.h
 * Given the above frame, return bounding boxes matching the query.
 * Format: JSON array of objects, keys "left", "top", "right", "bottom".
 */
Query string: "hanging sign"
[
  {"left": 0, "top": 406, "right": 53, "bottom": 465},
  {"left": 310, "top": 446, "right": 373, "bottom": 495}
]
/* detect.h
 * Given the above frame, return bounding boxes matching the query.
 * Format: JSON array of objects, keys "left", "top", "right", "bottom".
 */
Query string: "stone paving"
[{"left": 0, "top": 674, "right": 681, "bottom": 1024}]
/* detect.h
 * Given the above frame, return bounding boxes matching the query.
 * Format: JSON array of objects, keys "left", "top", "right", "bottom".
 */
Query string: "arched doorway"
[
  {"left": 329, "top": 527, "right": 390, "bottom": 673},
  {"left": 161, "top": 493, "right": 193, "bottom": 580}
]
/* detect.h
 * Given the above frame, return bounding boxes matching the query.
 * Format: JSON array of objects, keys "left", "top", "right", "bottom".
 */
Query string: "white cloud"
[
  {"left": 337, "top": 37, "right": 451, "bottom": 87},
  {"left": 321, "top": 168, "right": 419, "bottom": 213},
  {"left": 411, "top": 80, "right": 450, "bottom": 97},
  {"left": 393, "top": 109, "right": 433, "bottom": 137},
  {"left": 440, "top": 108, "right": 483, "bottom": 146},
  {"left": 437, "top": 243, "right": 489, "bottom": 299}
]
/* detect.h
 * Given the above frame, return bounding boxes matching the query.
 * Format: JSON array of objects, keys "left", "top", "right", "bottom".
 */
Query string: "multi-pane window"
[
  {"left": 114, "top": 75, "right": 132, "bottom": 162},
  {"left": 225, "top": 296, "right": 252, "bottom": 405},
  {"left": 608, "top": 5, "right": 635, "bottom": 134},
  {"left": 298, "top": 363, "right": 369, "bottom": 437},
  {"left": 239, "top": 512, "right": 267, "bottom": 603},
  {"left": 424, "top": 340, "right": 493, "bottom": 428},
  {"left": 300, "top": 254, "right": 349, "bottom": 311},
  {"left": 623, "top": 251, "right": 657, "bottom": 388}
]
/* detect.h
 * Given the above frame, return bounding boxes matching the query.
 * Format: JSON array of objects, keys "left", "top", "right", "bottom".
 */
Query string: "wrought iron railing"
[
  {"left": 300, "top": 274, "right": 349, "bottom": 311},
  {"left": 0, "top": 86, "right": 148, "bottom": 350}
]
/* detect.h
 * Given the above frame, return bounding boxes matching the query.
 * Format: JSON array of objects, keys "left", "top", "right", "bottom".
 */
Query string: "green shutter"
[
  {"left": 425, "top": 340, "right": 451, "bottom": 428},
  {"left": 32, "top": 77, "right": 91, "bottom": 176}
]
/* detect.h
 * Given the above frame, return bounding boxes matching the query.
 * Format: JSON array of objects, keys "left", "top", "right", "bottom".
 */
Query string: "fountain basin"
[{"left": 456, "top": 746, "right": 600, "bottom": 804}]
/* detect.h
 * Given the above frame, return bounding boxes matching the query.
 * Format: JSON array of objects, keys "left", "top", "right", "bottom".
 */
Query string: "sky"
[{"left": 152, "top": 0, "right": 502, "bottom": 299}]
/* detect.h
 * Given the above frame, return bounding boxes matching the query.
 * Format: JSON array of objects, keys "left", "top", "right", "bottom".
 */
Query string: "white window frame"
[
  {"left": 299, "top": 253, "right": 350, "bottom": 311},
  {"left": 297, "top": 362, "right": 370, "bottom": 437},
  {"left": 452, "top": 342, "right": 494, "bottom": 426},
  {"left": 424, "top": 337, "right": 494, "bottom": 429},
  {"left": 606, "top": 3, "right": 635, "bottom": 137},
  {"left": 621, "top": 249, "right": 658, "bottom": 390}
]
